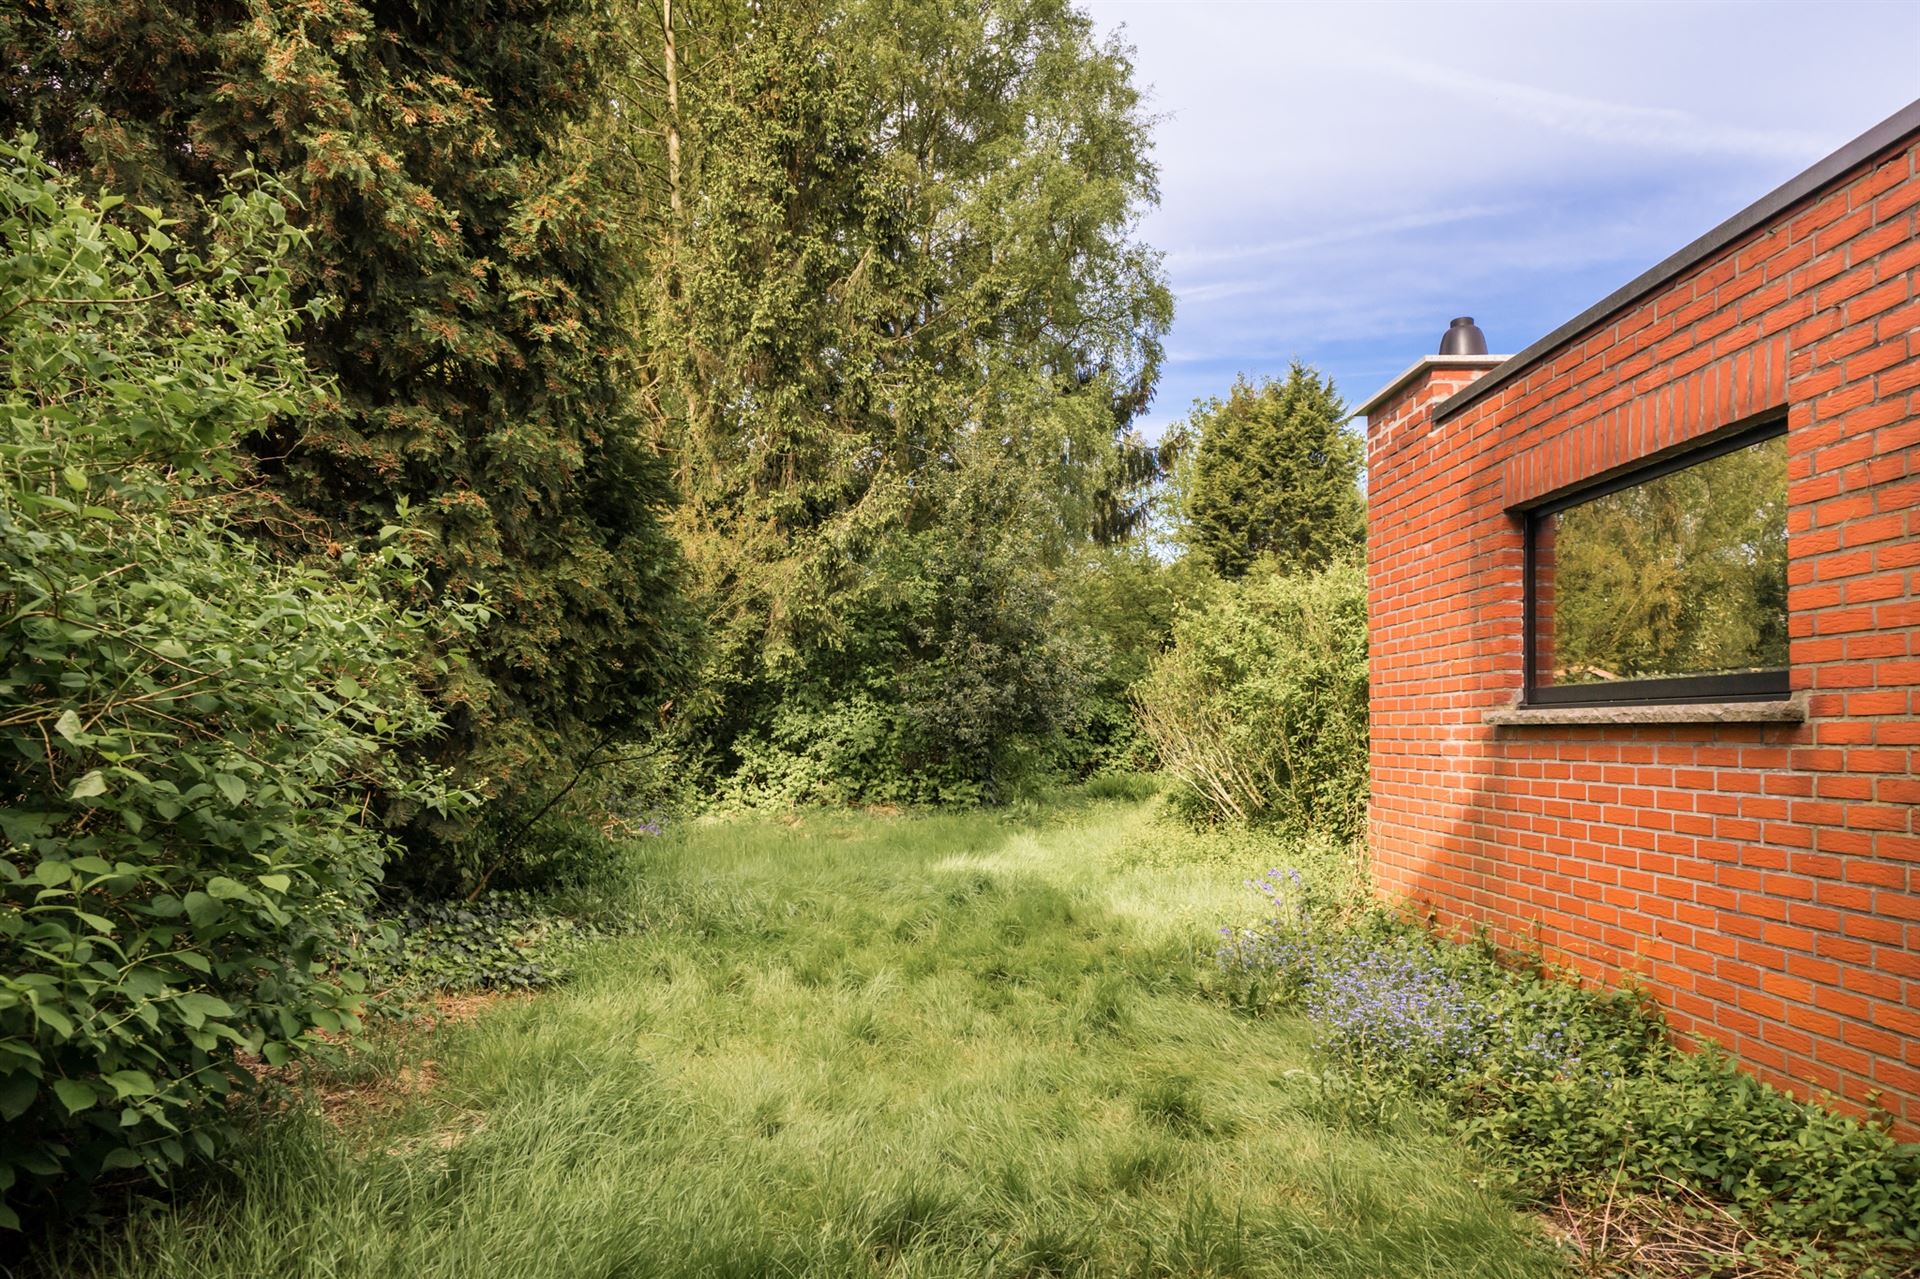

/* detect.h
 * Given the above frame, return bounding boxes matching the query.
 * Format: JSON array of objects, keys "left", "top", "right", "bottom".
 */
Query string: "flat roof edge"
[
  {"left": 1434, "top": 95, "right": 1920, "bottom": 425},
  {"left": 1355, "top": 354, "right": 1510, "bottom": 420}
]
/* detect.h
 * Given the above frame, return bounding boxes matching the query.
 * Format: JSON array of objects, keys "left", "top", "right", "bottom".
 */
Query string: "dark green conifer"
[{"left": 1182, "top": 363, "right": 1364, "bottom": 578}]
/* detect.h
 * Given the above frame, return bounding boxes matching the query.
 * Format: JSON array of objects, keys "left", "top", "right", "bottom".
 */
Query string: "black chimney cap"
[{"left": 1438, "top": 316, "right": 1487, "bottom": 356}]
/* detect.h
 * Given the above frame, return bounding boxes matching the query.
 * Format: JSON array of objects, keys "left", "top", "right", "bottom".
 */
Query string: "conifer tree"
[
  {"left": 1181, "top": 363, "right": 1364, "bottom": 578},
  {"left": 1, "top": 0, "right": 691, "bottom": 878}
]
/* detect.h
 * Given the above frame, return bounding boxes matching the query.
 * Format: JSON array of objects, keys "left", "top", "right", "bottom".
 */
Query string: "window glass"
[{"left": 1531, "top": 431, "right": 1787, "bottom": 693}]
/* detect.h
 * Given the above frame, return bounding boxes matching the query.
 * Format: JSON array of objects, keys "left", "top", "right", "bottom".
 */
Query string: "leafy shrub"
[
  {"left": 1134, "top": 560, "right": 1367, "bottom": 834},
  {"left": 712, "top": 535, "right": 1100, "bottom": 810},
  {"left": 1219, "top": 874, "right": 1920, "bottom": 1271},
  {"left": 357, "top": 892, "right": 643, "bottom": 1001},
  {"left": 8, "top": 0, "right": 698, "bottom": 884},
  {"left": 418, "top": 740, "right": 679, "bottom": 898},
  {"left": 718, "top": 695, "right": 919, "bottom": 811},
  {"left": 460, "top": 819, "right": 631, "bottom": 897},
  {"left": 0, "top": 139, "right": 471, "bottom": 1224},
  {"left": 1053, "top": 546, "right": 1212, "bottom": 780},
  {"left": 1079, "top": 772, "right": 1163, "bottom": 803}
]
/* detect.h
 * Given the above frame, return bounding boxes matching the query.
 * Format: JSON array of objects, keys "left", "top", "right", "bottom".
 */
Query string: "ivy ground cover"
[{"left": 44, "top": 800, "right": 1555, "bottom": 1278}]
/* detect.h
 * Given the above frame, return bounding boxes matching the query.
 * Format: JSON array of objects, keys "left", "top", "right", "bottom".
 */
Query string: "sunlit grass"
[{"left": 52, "top": 798, "right": 1559, "bottom": 1278}]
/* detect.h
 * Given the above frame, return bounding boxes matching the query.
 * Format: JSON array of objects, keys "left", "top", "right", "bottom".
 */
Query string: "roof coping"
[{"left": 1355, "top": 354, "right": 1509, "bottom": 421}]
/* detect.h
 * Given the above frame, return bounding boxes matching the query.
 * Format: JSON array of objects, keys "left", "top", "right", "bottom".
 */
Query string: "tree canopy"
[
  {"left": 638, "top": 0, "right": 1174, "bottom": 801},
  {"left": 2, "top": 0, "right": 692, "bottom": 881},
  {"left": 1177, "top": 363, "right": 1364, "bottom": 579}
]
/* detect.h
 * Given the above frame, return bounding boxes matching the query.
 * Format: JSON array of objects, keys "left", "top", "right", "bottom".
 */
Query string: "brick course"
[{"left": 1363, "top": 123, "right": 1919, "bottom": 1131}]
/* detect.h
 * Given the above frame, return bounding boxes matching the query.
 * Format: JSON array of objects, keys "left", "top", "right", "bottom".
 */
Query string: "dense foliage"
[
  {"left": 1220, "top": 876, "right": 1920, "bottom": 1274},
  {"left": 1133, "top": 561, "right": 1369, "bottom": 834},
  {"left": 0, "top": 0, "right": 1401, "bottom": 1232},
  {"left": 1, "top": 0, "right": 693, "bottom": 883},
  {"left": 1126, "top": 365, "right": 1369, "bottom": 834},
  {"left": 642, "top": 0, "right": 1174, "bottom": 804},
  {"left": 1173, "top": 364, "right": 1364, "bottom": 579},
  {"left": 1, "top": 0, "right": 1192, "bottom": 826},
  {"left": 360, "top": 891, "right": 643, "bottom": 1002},
  {"left": 1055, "top": 544, "right": 1211, "bottom": 777},
  {"left": 0, "top": 143, "right": 469, "bottom": 1225}
]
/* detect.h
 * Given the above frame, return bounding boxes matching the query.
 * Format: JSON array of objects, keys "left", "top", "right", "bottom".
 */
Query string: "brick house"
[{"left": 1358, "top": 99, "right": 1920, "bottom": 1132}]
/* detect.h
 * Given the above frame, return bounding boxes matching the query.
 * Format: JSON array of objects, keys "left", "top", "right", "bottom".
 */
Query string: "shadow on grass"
[{"left": 35, "top": 801, "right": 1563, "bottom": 1279}]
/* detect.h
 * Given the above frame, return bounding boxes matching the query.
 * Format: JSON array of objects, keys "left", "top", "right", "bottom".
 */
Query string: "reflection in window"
[{"left": 1530, "top": 430, "right": 1787, "bottom": 701}]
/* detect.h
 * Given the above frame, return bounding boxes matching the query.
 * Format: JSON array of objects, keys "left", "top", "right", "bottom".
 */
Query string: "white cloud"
[
  {"left": 1080, "top": 0, "right": 1920, "bottom": 436},
  {"left": 1349, "top": 51, "right": 1831, "bottom": 161},
  {"left": 1164, "top": 203, "right": 1522, "bottom": 270}
]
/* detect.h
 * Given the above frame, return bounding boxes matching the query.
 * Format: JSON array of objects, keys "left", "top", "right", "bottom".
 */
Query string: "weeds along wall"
[{"left": 1360, "top": 103, "right": 1920, "bottom": 1134}]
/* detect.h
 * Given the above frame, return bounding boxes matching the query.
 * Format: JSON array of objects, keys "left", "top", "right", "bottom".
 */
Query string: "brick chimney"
[{"left": 1353, "top": 318, "right": 1507, "bottom": 469}]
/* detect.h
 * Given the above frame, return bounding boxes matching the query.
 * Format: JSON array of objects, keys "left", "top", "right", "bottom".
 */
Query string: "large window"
[{"left": 1526, "top": 422, "right": 1789, "bottom": 706}]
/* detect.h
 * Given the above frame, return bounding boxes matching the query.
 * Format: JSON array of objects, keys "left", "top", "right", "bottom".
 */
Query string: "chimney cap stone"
[{"left": 1354, "top": 353, "right": 1510, "bottom": 422}]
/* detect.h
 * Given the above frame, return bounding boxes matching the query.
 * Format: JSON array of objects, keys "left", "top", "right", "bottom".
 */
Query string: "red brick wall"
[{"left": 1365, "top": 131, "right": 1920, "bottom": 1131}]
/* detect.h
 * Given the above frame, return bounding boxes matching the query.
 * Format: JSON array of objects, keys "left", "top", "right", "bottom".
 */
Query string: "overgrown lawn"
[{"left": 48, "top": 800, "right": 1558, "bottom": 1278}]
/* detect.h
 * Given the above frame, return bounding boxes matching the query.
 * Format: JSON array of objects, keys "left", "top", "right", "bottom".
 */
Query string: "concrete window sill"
[{"left": 1483, "top": 695, "right": 1806, "bottom": 727}]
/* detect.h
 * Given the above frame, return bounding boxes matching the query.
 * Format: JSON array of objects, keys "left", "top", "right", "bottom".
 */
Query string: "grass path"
[{"left": 62, "top": 800, "right": 1559, "bottom": 1278}]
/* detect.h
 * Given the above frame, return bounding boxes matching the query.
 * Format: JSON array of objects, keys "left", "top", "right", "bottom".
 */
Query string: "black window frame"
[{"left": 1522, "top": 417, "right": 1791, "bottom": 708}]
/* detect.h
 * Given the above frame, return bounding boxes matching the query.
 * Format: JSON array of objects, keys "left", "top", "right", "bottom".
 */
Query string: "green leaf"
[
  {"left": 61, "top": 466, "right": 87, "bottom": 492},
  {"left": 0, "top": 1075, "right": 36, "bottom": 1121},
  {"left": 103, "top": 1070, "right": 155, "bottom": 1100},
  {"left": 31, "top": 1004, "right": 73, "bottom": 1037},
  {"left": 53, "top": 709, "right": 84, "bottom": 743},
  {"left": 205, "top": 876, "right": 248, "bottom": 900},
  {"left": 51, "top": 1080, "right": 94, "bottom": 1114},
  {"left": 10, "top": 1152, "right": 55, "bottom": 1178},
  {"left": 174, "top": 992, "right": 233, "bottom": 1027},
  {"left": 69, "top": 770, "right": 107, "bottom": 800},
  {"left": 212, "top": 774, "right": 246, "bottom": 806},
  {"left": 257, "top": 874, "right": 291, "bottom": 894}
]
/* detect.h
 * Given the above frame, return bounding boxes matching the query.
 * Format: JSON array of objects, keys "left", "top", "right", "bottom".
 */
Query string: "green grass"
[{"left": 49, "top": 799, "right": 1560, "bottom": 1278}]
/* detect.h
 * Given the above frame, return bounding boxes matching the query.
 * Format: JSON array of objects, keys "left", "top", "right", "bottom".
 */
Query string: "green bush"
[
  {"left": 412, "top": 739, "right": 683, "bottom": 898},
  {"left": 718, "top": 695, "right": 917, "bottom": 811},
  {"left": 1133, "top": 559, "right": 1368, "bottom": 834},
  {"left": 0, "top": 138, "right": 471, "bottom": 1224},
  {"left": 1218, "top": 886, "right": 1920, "bottom": 1272},
  {"left": 5, "top": 0, "right": 697, "bottom": 883},
  {"left": 1078, "top": 772, "right": 1163, "bottom": 803},
  {"left": 1054, "top": 545, "right": 1213, "bottom": 781},
  {"left": 358, "top": 891, "right": 643, "bottom": 1003},
  {"left": 708, "top": 456, "right": 1106, "bottom": 811}
]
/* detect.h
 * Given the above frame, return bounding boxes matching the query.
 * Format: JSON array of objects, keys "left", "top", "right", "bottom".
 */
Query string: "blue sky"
[{"left": 1080, "top": 0, "right": 1920, "bottom": 435}]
